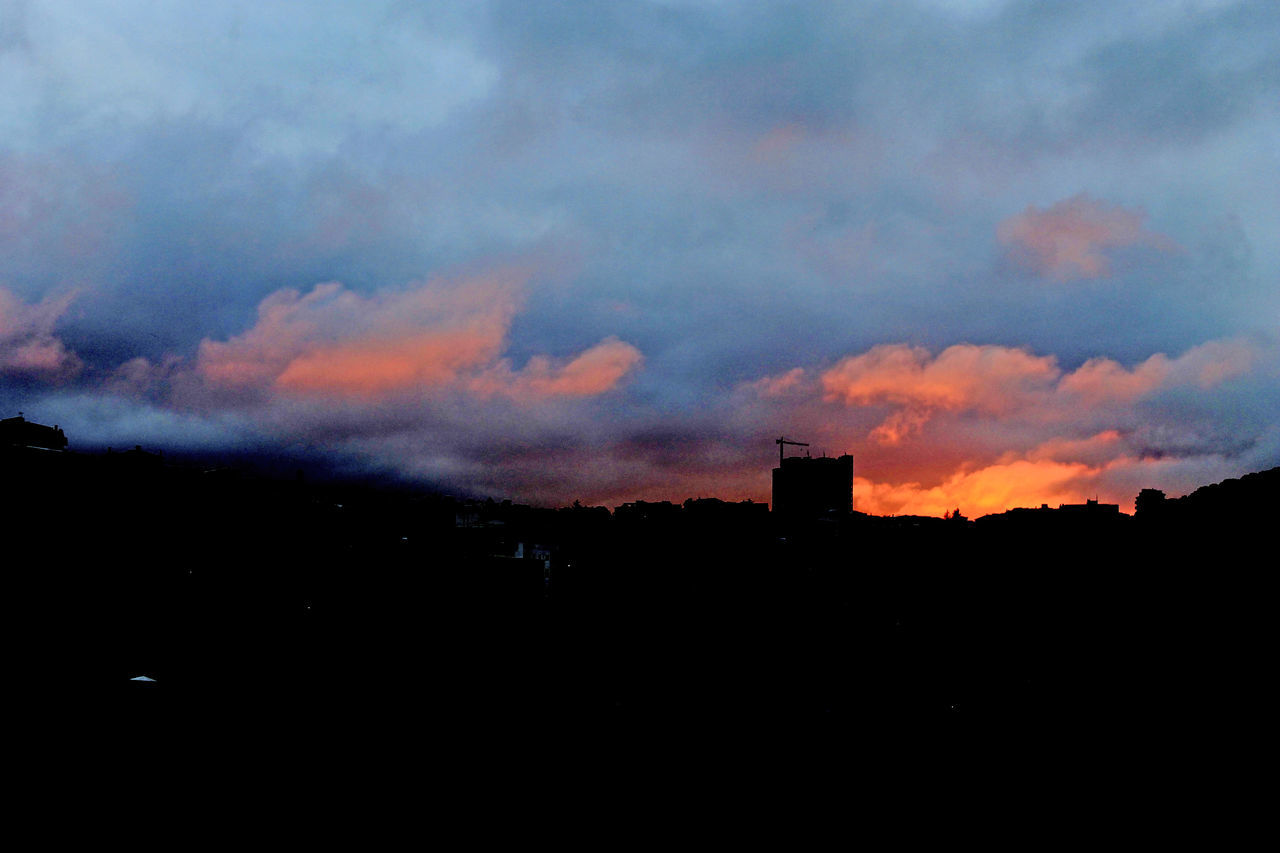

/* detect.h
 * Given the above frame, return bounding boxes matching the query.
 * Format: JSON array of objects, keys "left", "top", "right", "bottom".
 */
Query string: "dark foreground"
[{"left": 12, "top": 448, "right": 1273, "bottom": 752}]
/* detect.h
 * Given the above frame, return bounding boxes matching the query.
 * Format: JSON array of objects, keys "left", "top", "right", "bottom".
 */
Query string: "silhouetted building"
[
  {"left": 682, "top": 497, "right": 770, "bottom": 526},
  {"left": 0, "top": 413, "right": 67, "bottom": 450},
  {"left": 1057, "top": 498, "right": 1120, "bottom": 515},
  {"left": 976, "top": 498, "right": 1129, "bottom": 530},
  {"left": 772, "top": 453, "right": 853, "bottom": 521},
  {"left": 614, "top": 500, "right": 680, "bottom": 524}
]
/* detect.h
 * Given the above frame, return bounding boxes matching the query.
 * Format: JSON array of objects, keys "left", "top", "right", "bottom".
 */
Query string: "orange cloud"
[
  {"left": 276, "top": 329, "right": 506, "bottom": 396},
  {"left": 1059, "top": 339, "right": 1255, "bottom": 403},
  {"left": 811, "top": 339, "right": 1261, "bottom": 446},
  {"left": 822, "top": 343, "right": 1059, "bottom": 411},
  {"left": 0, "top": 288, "right": 81, "bottom": 380},
  {"left": 1025, "top": 430, "right": 1124, "bottom": 465},
  {"left": 1058, "top": 354, "right": 1171, "bottom": 403},
  {"left": 1171, "top": 338, "right": 1256, "bottom": 388},
  {"left": 516, "top": 337, "right": 644, "bottom": 397},
  {"left": 196, "top": 272, "right": 642, "bottom": 402},
  {"left": 854, "top": 458, "right": 1100, "bottom": 518},
  {"left": 820, "top": 343, "right": 1059, "bottom": 443},
  {"left": 867, "top": 408, "right": 933, "bottom": 446},
  {"left": 198, "top": 275, "right": 517, "bottom": 392},
  {"left": 997, "top": 193, "right": 1176, "bottom": 280},
  {"left": 470, "top": 337, "right": 644, "bottom": 400},
  {"left": 746, "top": 367, "right": 806, "bottom": 398},
  {"left": 850, "top": 445, "right": 1256, "bottom": 520}
]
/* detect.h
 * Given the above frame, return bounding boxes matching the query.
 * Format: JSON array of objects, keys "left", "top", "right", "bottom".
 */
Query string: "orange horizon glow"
[{"left": 537, "top": 456, "right": 1139, "bottom": 520}]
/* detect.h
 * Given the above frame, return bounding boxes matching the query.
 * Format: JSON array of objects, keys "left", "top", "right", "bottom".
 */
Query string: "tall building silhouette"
[{"left": 772, "top": 453, "right": 853, "bottom": 521}]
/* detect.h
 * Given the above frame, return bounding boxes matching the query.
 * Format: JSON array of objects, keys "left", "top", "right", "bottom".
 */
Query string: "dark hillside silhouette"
[{"left": 10, "top": 415, "right": 1274, "bottom": 745}]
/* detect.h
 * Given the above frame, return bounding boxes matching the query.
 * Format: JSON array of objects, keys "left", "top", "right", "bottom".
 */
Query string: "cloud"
[
  {"left": 6, "top": 3, "right": 497, "bottom": 154},
  {"left": 470, "top": 337, "right": 644, "bottom": 400},
  {"left": 1058, "top": 338, "right": 1256, "bottom": 402},
  {"left": 819, "top": 343, "right": 1059, "bottom": 443},
  {"left": 997, "top": 194, "right": 1177, "bottom": 281},
  {"left": 192, "top": 270, "right": 641, "bottom": 404},
  {"left": 821, "top": 343, "right": 1059, "bottom": 411},
  {"left": 745, "top": 367, "right": 806, "bottom": 398},
  {"left": 0, "top": 287, "right": 81, "bottom": 380},
  {"left": 807, "top": 338, "right": 1261, "bottom": 446},
  {"left": 71, "top": 267, "right": 650, "bottom": 503},
  {"left": 0, "top": 153, "right": 128, "bottom": 285},
  {"left": 1, "top": 2, "right": 1275, "bottom": 516},
  {"left": 31, "top": 390, "right": 254, "bottom": 452},
  {"left": 738, "top": 334, "right": 1277, "bottom": 516}
]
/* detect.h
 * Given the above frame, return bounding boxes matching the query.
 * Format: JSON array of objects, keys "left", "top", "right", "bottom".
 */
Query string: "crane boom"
[{"left": 776, "top": 436, "right": 810, "bottom": 466}]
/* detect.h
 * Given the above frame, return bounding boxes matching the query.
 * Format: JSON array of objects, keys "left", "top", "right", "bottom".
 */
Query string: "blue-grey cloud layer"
[{"left": 2, "top": 0, "right": 1277, "bottom": 509}]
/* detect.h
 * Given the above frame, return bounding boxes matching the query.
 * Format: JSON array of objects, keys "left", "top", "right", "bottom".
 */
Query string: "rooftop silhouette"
[{"left": 0, "top": 413, "right": 67, "bottom": 451}]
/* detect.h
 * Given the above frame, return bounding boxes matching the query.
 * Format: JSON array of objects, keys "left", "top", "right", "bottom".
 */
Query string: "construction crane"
[{"left": 776, "top": 436, "right": 810, "bottom": 467}]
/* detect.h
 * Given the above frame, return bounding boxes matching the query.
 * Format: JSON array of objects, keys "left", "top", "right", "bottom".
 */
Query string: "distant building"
[
  {"left": 1056, "top": 498, "right": 1120, "bottom": 515},
  {"left": 614, "top": 500, "right": 680, "bottom": 524},
  {"left": 772, "top": 453, "right": 853, "bottom": 521},
  {"left": 976, "top": 498, "right": 1128, "bottom": 529},
  {"left": 682, "top": 497, "right": 770, "bottom": 526},
  {"left": 0, "top": 414, "right": 67, "bottom": 451}
]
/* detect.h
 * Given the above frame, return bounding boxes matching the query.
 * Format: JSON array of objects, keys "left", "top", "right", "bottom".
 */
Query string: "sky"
[{"left": 2, "top": 0, "right": 1278, "bottom": 516}]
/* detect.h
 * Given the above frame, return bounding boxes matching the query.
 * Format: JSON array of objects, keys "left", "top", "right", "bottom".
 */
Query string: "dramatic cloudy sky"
[{"left": 3, "top": 0, "right": 1277, "bottom": 514}]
